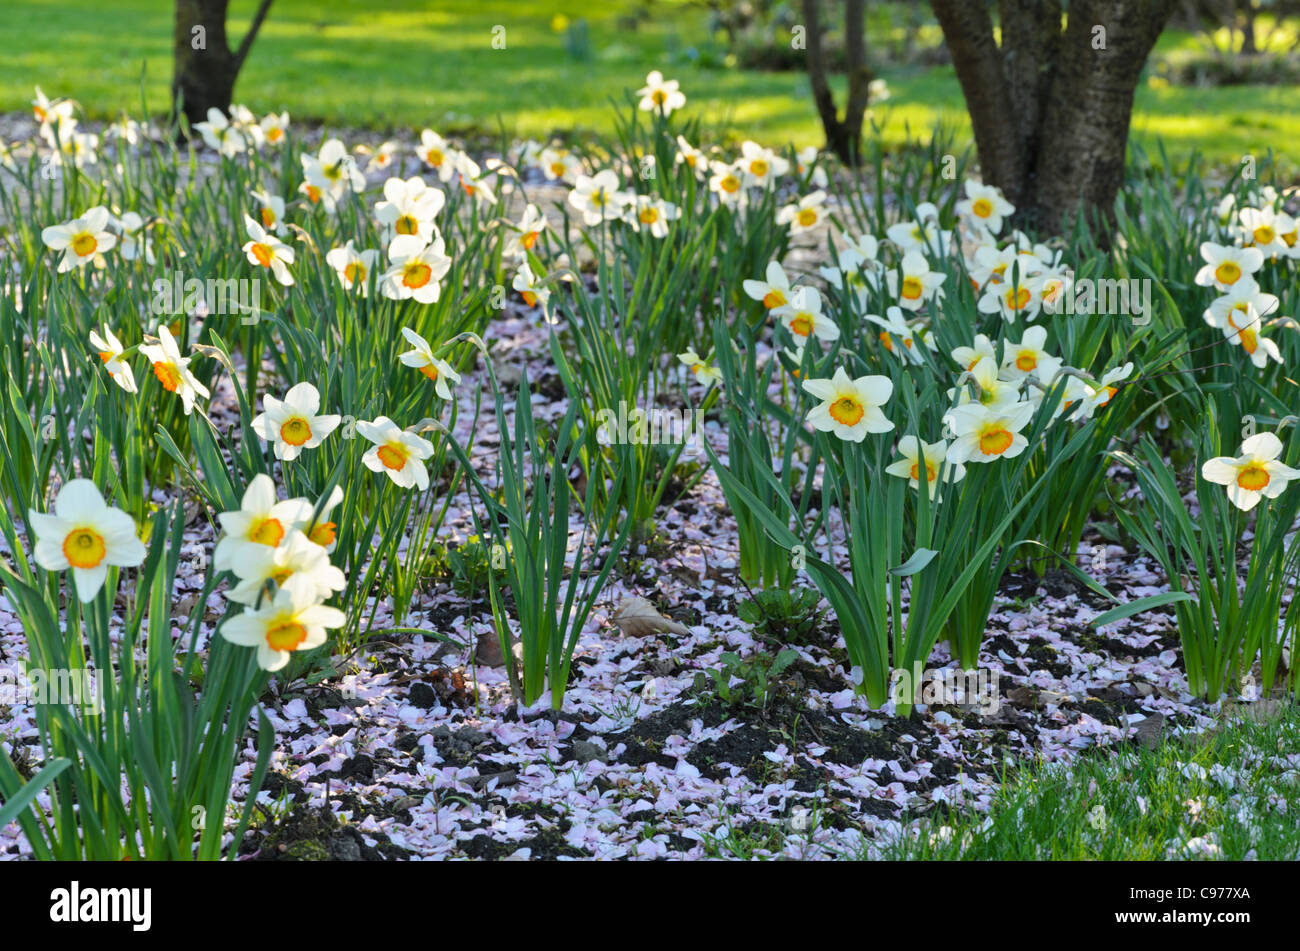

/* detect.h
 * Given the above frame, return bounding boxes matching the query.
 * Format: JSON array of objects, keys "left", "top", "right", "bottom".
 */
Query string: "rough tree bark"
[
  {"left": 802, "top": 0, "right": 874, "bottom": 165},
  {"left": 172, "top": 0, "right": 275, "bottom": 126},
  {"left": 929, "top": 0, "right": 1178, "bottom": 235}
]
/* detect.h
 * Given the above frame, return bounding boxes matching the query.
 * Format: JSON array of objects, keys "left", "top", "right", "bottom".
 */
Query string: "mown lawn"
[{"left": 0, "top": 0, "right": 1296, "bottom": 172}]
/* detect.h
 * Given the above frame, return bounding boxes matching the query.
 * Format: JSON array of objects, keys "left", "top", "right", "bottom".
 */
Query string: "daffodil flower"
[
  {"left": 213, "top": 475, "right": 314, "bottom": 574},
  {"left": 885, "top": 436, "right": 965, "bottom": 498},
  {"left": 418, "top": 129, "right": 458, "bottom": 182},
  {"left": 887, "top": 251, "right": 946, "bottom": 311},
  {"left": 1000, "top": 325, "right": 1062, "bottom": 384},
  {"left": 708, "top": 160, "right": 747, "bottom": 208},
  {"left": 397, "top": 328, "right": 461, "bottom": 399},
  {"left": 88, "top": 324, "right": 137, "bottom": 394},
  {"left": 137, "top": 324, "right": 210, "bottom": 415},
  {"left": 251, "top": 382, "right": 341, "bottom": 461},
  {"left": 1202, "top": 432, "right": 1300, "bottom": 511},
  {"left": 625, "top": 195, "right": 680, "bottom": 238},
  {"left": 738, "top": 140, "right": 788, "bottom": 188},
  {"left": 569, "top": 170, "right": 626, "bottom": 226},
  {"left": 220, "top": 575, "right": 345, "bottom": 672},
  {"left": 742, "top": 260, "right": 794, "bottom": 309},
  {"left": 944, "top": 400, "right": 1035, "bottom": 463},
  {"left": 504, "top": 204, "right": 548, "bottom": 260},
  {"left": 375, "top": 175, "right": 445, "bottom": 242},
  {"left": 41, "top": 206, "right": 116, "bottom": 272},
  {"left": 1194, "top": 242, "right": 1264, "bottom": 292},
  {"left": 226, "top": 530, "right": 346, "bottom": 607},
  {"left": 29, "top": 479, "right": 146, "bottom": 602},
  {"left": 637, "top": 70, "right": 686, "bottom": 116},
  {"left": 250, "top": 188, "right": 288, "bottom": 236},
  {"left": 325, "top": 239, "right": 380, "bottom": 291},
  {"left": 358, "top": 417, "right": 436, "bottom": 490},
  {"left": 803, "top": 367, "right": 894, "bottom": 442},
  {"left": 777, "top": 191, "right": 827, "bottom": 235},
  {"left": 775, "top": 287, "right": 839, "bottom": 344},
  {"left": 677, "top": 349, "right": 723, "bottom": 388},
  {"left": 194, "top": 107, "right": 246, "bottom": 157},
  {"left": 241, "top": 214, "right": 295, "bottom": 286},
  {"left": 512, "top": 262, "right": 551, "bottom": 315},
  {"left": 955, "top": 179, "right": 1014, "bottom": 235},
  {"left": 382, "top": 234, "right": 451, "bottom": 304}
]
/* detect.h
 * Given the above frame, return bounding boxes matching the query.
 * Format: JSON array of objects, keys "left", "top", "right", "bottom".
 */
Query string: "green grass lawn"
[{"left": 0, "top": 0, "right": 1296, "bottom": 173}]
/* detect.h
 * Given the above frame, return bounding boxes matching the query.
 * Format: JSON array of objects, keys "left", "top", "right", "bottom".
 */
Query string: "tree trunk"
[
  {"left": 930, "top": 0, "right": 1177, "bottom": 236},
  {"left": 802, "top": 0, "right": 874, "bottom": 166},
  {"left": 172, "top": 0, "right": 274, "bottom": 126}
]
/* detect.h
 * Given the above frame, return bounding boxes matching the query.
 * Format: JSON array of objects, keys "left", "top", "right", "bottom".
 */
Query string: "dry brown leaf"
[{"left": 610, "top": 597, "right": 691, "bottom": 638}]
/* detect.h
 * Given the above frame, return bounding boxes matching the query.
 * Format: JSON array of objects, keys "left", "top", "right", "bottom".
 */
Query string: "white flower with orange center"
[
  {"left": 777, "top": 190, "right": 827, "bottom": 235},
  {"left": 227, "top": 530, "right": 346, "bottom": 607},
  {"left": 504, "top": 204, "right": 549, "bottom": 260},
  {"left": 945, "top": 400, "right": 1035, "bottom": 464},
  {"left": 796, "top": 145, "right": 829, "bottom": 188},
  {"left": 1237, "top": 206, "right": 1293, "bottom": 260},
  {"left": 774, "top": 287, "right": 839, "bottom": 344},
  {"left": 259, "top": 110, "right": 290, "bottom": 147},
  {"left": 305, "top": 485, "right": 345, "bottom": 552},
  {"left": 418, "top": 129, "right": 458, "bottom": 181},
  {"left": 381, "top": 234, "right": 452, "bottom": 304},
  {"left": 540, "top": 147, "right": 581, "bottom": 184},
  {"left": 250, "top": 188, "right": 288, "bottom": 236},
  {"left": 637, "top": 70, "right": 686, "bottom": 116},
  {"left": 453, "top": 152, "right": 497, "bottom": 205},
  {"left": 41, "top": 206, "right": 116, "bottom": 272},
  {"left": 1000, "top": 325, "right": 1062, "bottom": 384},
  {"left": 302, "top": 138, "right": 365, "bottom": 207},
  {"left": 738, "top": 140, "right": 789, "bottom": 188},
  {"left": 887, "top": 251, "right": 946, "bottom": 311},
  {"left": 955, "top": 180, "right": 1014, "bottom": 235},
  {"left": 358, "top": 417, "right": 435, "bottom": 490},
  {"left": 952, "top": 334, "right": 997, "bottom": 373},
  {"left": 708, "top": 160, "right": 747, "bottom": 208},
  {"left": 1216, "top": 305, "right": 1283, "bottom": 369},
  {"left": 674, "top": 136, "right": 708, "bottom": 180},
  {"left": 213, "top": 475, "right": 314, "bottom": 573},
  {"left": 947, "top": 355, "right": 1023, "bottom": 412},
  {"left": 866, "top": 306, "right": 924, "bottom": 364},
  {"left": 375, "top": 175, "right": 445, "bottom": 243},
  {"left": 88, "top": 324, "right": 137, "bottom": 394},
  {"left": 397, "top": 328, "right": 461, "bottom": 399},
  {"left": 221, "top": 575, "right": 345, "bottom": 672},
  {"left": 359, "top": 139, "right": 400, "bottom": 172},
  {"left": 137, "top": 324, "right": 210, "bottom": 415},
  {"left": 1070, "top": 362, "right": 1134, "bottom": 421},
  {"left": 29, "top": 479, "right": 146, "bottom": 602},
  {"left": 977, "top": 273, "right": 1041, "bottom": 323},
  {"left": 626, "top": 195, "right": 680, "bottom": 239},
  {"left": 240, "top": 214, "right": 295, "bottom": 286},
  {"left": 885, "top": 436, "right": 966, "bottom": 498},
  {"left": 1202, "top": 278, "right": 1278, "bottom": 331},
  {"left": 512, "top": 262, "right": 552, "bottom": 314},
  {"left": 677, "top": 349, "right": 724, "bottom": 388},
  {"left": 569, "top": 170, "right": 626, "bottom": 226},
  {"left": 325, "top": 239, "right": 380, "bottom": 291},
  {"left": 194, "top": 107, "right": 246, "bottom": 157},
  {"left": 32, "top": 86, "right": 75, "bottom": 129},
  {"left": 251, "top": 382, "right": 341, "bottom": 461},
  {"left": 742, "top": 260, "right": 794, "bottom": 310},
  {"left": 1202, "top": 432, "right": 1300, "bottom": 512},
  {"left": 1194, "top": 242, "right": 1264, "bottom": 292},
  {"left": 803, "top": 367, "right": 894, "bottom": 442}
]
